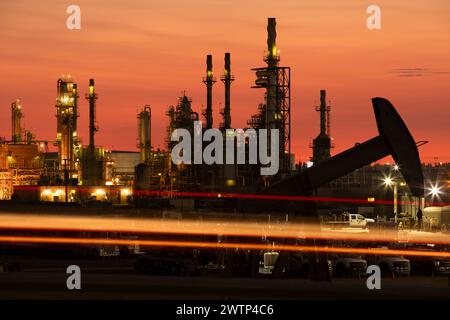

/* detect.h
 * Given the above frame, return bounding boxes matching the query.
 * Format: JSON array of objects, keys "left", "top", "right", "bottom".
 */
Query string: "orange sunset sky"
[{"left": 0, "top": 0, "right": 449, "bottom": 163}]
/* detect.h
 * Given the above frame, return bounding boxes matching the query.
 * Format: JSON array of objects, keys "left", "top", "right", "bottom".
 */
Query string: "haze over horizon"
[{"left": 1, "top": 0, "right": 449, "bottom": 163}]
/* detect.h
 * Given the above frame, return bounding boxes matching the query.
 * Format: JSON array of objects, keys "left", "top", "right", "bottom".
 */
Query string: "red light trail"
[{"left": 13, "top": 185, "right": 450, "bottom": 207}]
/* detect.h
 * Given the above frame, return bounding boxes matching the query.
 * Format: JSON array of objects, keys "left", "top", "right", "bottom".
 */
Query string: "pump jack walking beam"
[{"left": 264, "top": 97, "right": 424, "bottom": 198}]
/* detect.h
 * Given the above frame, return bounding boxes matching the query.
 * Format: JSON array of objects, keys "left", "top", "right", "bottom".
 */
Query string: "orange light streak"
[
  {"left": 0, "top": 235, "right": 449, "bottom": 258},
  {"left": 0, "top": 214, "right": 450, "bottom": 245}
]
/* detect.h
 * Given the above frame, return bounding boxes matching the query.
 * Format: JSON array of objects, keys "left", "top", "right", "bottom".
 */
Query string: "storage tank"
[{"left": 423, "top": 206, "right": 450, "bottom": 231}]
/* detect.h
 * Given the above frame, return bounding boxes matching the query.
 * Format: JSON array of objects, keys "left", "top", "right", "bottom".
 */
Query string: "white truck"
[{"left": 325, "top": 213, "right": 375, "bottom": 229}]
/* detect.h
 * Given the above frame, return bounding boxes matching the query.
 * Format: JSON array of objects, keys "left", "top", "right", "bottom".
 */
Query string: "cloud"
[{"left": 389, "top": 68, "right": 449, "bottom": 77}]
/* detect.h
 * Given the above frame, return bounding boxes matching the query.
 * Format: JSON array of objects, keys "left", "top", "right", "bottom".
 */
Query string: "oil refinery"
[
  {"left": 0, "top": 6, "right": 450, "bottom": 305},
  {"left": 0, "top": 18, "right": 446, "bottom": 220}
]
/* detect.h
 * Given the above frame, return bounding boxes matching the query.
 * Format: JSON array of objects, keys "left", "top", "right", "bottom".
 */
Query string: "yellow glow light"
[
  {"left": 95, "top": 189, "right": 105, "bottom": 196},
  {"left": 383, "top": 177, "right": 393, "bottom": 186},
  {"left": 226, "top": 179, "right": 236, "bottom": 187},
  {"left": 121, "top": 189, "right": 131, "bottom": 196},
  {"left": 429, "top": 185, "right": 442, "bottom": 197}
]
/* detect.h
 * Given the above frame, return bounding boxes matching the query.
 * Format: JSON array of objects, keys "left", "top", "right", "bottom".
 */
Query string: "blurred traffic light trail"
[
  {"left": 0, "top": 235, "right": 449, "bottom": 258},
  {"left": 0, "top": 214, "right": 450, "bottom": 245}
]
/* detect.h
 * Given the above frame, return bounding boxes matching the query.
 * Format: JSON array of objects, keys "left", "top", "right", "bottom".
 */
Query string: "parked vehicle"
[
  {"left": 401, "top": 246, "right": 450, "bottom": 276},
  {"left": 117, "top": 234, "right": 145, "bottom": 256},
  {"left": 285, "top": 252, "right": 333, "bottom": 279},
  {"left": 134, "top": 254, "right": 199, "bottom": 276},
  {"left": 331, "top": 254, "right": 367, "bottom": 277},
  {"left": 366, "top": 252, "right": 410, "bottom": 277},
  {"left": 409, "top": 253, "right": 450, "bottom": 276},
  {"left": 259, "top": 251, "right": 279, "bottom": 275},
  {"left": 325, "top": 213, "right": 375, "bottom": 229}
]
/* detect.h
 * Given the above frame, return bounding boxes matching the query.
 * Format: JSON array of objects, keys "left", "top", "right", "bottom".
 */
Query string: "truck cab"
[
  {"left": 366, "top": 250, "right": 411, "bottom": 277},
  {"left": 325, "top": 212, "right": 375, "bottom": 229},
  {"left": 345, "top": 214, "right": 375, "bottom": 228},
  {"left": 331, "top": 254, "right": 367, "bottom": 277}
]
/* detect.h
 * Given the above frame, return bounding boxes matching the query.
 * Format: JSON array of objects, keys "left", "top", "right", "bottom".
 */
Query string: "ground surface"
[{"left": 1, "top": 255, "right": 449, "bottom": 300}]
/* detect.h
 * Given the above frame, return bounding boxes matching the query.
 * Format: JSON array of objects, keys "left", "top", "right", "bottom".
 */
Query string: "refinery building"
[{"left": 0, "top": 18, "right": 447, "bottom": 220}]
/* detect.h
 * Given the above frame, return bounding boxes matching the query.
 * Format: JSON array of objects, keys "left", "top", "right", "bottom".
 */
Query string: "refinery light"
[
  {"left": 95, "top": 189, "right": 105, "bottom": 196},
  {"left": 429, "top": 185, "right": 441, "bottom": 197},
  {"left": 121, "top": 189, "right": 131, "bottom": 196},
  {"left": 383, "top": 177, "right": 393, "bottom": 186}
]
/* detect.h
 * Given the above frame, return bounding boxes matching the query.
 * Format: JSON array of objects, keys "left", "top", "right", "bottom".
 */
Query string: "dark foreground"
[{"left": 0, "top": 256, "right": 449, "bottom": 300}]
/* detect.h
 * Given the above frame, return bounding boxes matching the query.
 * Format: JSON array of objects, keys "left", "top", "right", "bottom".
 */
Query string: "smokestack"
[
  {"left": 267, "top": 17, "right": 277, "bottom": 62},
  {"left": 221, "top": 52, "right": 234, "bottom": 129},
  {"left": 11, "top": 99, "right": 23, "bottom": 143},
  {"left": 320, "top": 90, "right": 327, "bottom": 135},
  {"left": 265, "top": 18, "right": 278, "bottom": 130},
  {"left": 86, "top": 79, "right": 98, "bottom": 148},
  {"left": 203, "top": 54, "right": 216, "bottom": 129},
  {"left": 311, "top": 90, "right": 332, "bottom": 164}
]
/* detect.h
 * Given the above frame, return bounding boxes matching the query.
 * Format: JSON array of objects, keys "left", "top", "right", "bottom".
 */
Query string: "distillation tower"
[
  {"left": 138, "top": 105, "right": 152, "bottom": 163},
  {"left": 55, "top": 76, "right": 80, "bottom": 181},
  {"left": 250, "top": 18, "right": 291, "bottom": 176}
]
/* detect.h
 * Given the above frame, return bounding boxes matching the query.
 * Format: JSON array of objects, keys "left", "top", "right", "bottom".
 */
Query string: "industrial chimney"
[
  {"left": 11, "top": 99, "right": 23, "bottom": 143},
  {"left": 81, "top": 78, "right": 105, "bottom": 186},
  {"left": 86, "top": 79, "right": 98, "bottom": 149},
  {"left": 220, "top": 52, "right": 234, "bottom": 130},
  {"left": 311, "top": 90, "right": 333, "bottom": 164},
  {"left": 266, "top": 17, "right": 279, "bottom": 131},
  {"left": 203, "top": 55, "right": 216, "bottom": 129}
]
